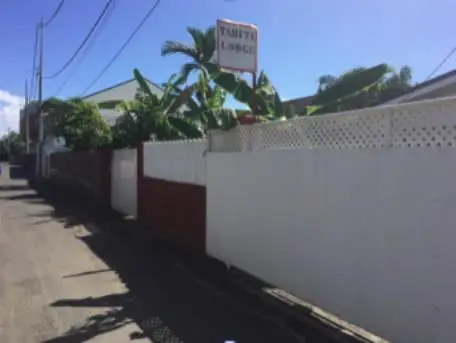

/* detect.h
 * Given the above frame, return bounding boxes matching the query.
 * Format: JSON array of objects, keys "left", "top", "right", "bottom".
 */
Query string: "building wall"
[
  {"left": 83, "top": 80, "right": 163, "bottom": 125},
  {"left": 410, "top": 82, "right": 456, "bottom": 102},
  {"left": 19, "top": 101, "right": 39, "bottom": 142},
  {"left": 382, "top": 71, "right": 456, "bottom": 105}
]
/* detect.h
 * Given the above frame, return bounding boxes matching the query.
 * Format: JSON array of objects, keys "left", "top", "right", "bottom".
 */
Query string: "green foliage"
[
  {"left": 179, "top": 74, "right": 237, "bottom": 131},
  {"left": 0, "top": 131, "right": 25, "bottom": 156},
  {"left": 312, "top": 65, "right": 413, "bottom": 114},
  {"left": 163, "top": 26, "right": 391, "bottom": 122},
  {"left": 312, "top": 64, "right": 390, "bottom": 106},
  {"left": 161, "top": 26, "right": 216, "bottom": 84},
  {"left": 44, "top": 98, "right": 112, "bottom": 150},
  {"left": 46, "top": 26, "right": 410, "bottom": 150},
  {"left": 101, "top": 69, "right": 205, "bottom": 148}
]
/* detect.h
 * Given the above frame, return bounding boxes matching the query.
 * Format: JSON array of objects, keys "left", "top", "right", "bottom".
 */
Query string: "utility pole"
[
  {"left": 35, "top": 19, "right": 44, "bottom": 177},
  {"left": 25, "top": 80, "right": 30, "bottom": 154}
]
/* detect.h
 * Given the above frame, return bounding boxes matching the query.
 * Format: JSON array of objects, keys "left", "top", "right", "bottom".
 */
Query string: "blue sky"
[{"left": 1, "top": 0, "right": 456, "bottom": 134}]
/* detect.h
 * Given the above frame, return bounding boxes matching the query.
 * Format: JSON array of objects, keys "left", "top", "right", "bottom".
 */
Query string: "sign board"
[{"left": 216, "top": 19, "right": 258, "bottom": 73}]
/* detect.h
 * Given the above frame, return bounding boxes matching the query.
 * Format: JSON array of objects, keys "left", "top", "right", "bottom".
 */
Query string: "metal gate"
[{"left": 111, "top": 148, "right": 137, "bottom": 217}]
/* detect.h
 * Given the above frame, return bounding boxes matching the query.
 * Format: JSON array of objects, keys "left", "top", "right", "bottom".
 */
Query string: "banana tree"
[
  {"left": 162, "top": 26, "right": 391, "bottom": 120},
  {"left": 202, "top": 61, "right": 390, "bottom": 117},
  {"left": 42, "top": 98, "right": 112, "bottom": 150},
  {"left": 173, "top": 73, "right": 237, "bottom": 132},
  {"left": 99, "top": 69, "right": 205, "bottom": 146},
  {"left": 308, "top": 64, "right": 390, "bottom": 115},
  {"left": 161, "top": 26, "right": 288, "bottom": 119}
]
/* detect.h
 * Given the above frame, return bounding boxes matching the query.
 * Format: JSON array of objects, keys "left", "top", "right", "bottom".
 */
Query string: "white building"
[
  {"left": 381, "top": 69, "right": 456, "bottom": 105},
  {"left": 82, "top": 78, "right": 164, "bottom": 124}
]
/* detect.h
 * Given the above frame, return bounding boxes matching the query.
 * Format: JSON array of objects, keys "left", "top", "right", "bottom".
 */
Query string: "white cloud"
[{"left": 0, "top": 90, "right": 25, "bottom": 136}]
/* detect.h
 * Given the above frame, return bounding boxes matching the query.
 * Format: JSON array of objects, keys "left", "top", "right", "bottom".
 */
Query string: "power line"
[
  {"left": 80, "top": 0, "right": 162, "bottom": 96},
  {"left": 53, "top": 0, "right": 118, "bottom": 96},
  {"left": 29, "top": 26, "right": 39, "bottom": 101},
  {"left": 426, "top": 45, "right": 456, "bottom": 81},
  {"left": 43, "top": 0, "right": 65, "bottom": 28},
  {"left": 45, "top": 0, "right": 114, "bottom": 79}
]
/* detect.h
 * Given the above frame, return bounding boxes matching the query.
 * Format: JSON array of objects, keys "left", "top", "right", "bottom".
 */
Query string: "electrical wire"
[
  {"left": 43, "top": 0, "right": 65, "bottom": 28},
  {"left": 29, "top": 26, "right": 39, "bottom": 101},
  {"left": 425, "top": 45, "right": 456, "bottom": 81},
  {"left": 80, "top": 0, "right": 162, "bottom": 96},
  {"left": 53, "top": 0, "right": 118, "bottom": 96},
  {"left": 45, "top": 0, "right": 114, "bottom": 79}
]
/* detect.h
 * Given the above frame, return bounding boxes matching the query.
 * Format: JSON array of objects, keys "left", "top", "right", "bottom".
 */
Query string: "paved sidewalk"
[{"left": 0, "top": 164, "right": 304, "bottom": 343}]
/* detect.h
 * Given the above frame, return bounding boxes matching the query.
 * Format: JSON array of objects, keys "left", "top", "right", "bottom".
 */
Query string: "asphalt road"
[
  {"left": 0, "top": 163, "right": 303, "bottom": 343},
  {"left": 0, "top": 164, "right": 149, "bottom": 342}
]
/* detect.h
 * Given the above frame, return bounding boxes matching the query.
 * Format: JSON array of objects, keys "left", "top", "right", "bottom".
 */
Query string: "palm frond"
[
  {"left": 161, "top": 41, "right": 199, "bottom": 60},
  {"left": 179, "top": 63, "right": 200, "bottom": 84},
  {"left": 186, "top": 27, "right": 205, "bottom": 57},
  {"left": 202, "top": 26, "right": 216, "bottom": 62}
]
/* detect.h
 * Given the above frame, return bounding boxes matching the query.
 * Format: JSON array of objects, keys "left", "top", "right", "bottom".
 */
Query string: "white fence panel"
[
  {"left": 207, "top": 96, "right": 456, "bottom": 343},
  {"left": 209, "top": 95, "right": 456, "bottom": 152},
  {"left": 143, "top": 139, "right": 206, "bottom": 185},
  {"left": 111, "top": 148, "right": 137, "bottom": 217}
]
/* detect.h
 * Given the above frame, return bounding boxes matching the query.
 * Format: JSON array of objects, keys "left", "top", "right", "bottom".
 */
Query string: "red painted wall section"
[
  {"left": 49, "top": 149, "right": 112, "bottom": 207},
  {"left": 139, "top": 178, "right": 206, "bottom": 251},
  {"left": 137, "top": 142, "right": 206, "bottom": 252}
]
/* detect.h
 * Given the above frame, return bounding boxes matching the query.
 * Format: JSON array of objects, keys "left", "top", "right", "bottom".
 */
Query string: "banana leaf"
[
  {"left": 202, "top": 110, "right": 220, "bottom": 130},
  {"left": 168, "top": 117, "right": 205, "bottom": 139},
  {"left": 218, "top": 109, "right": 238, "bottom": 131},
  {"left": 133, "top": 68, "right": 155, "bottom": 98},
  {"left": 311, "top": 64, "right": 389, "bottom": 106}
]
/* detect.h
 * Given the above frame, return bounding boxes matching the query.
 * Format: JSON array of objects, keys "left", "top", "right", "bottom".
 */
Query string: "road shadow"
[
  {"left": 42, "top": 306, "right": 135, "bottom": 343},
  {"left": 0, "top": 184, "right": 31, "bottom": 191},
  {"left": 35, "top": 184, "right": 302, "bottom": 343},
  {"left": 27, "top": 185, "right": 104, "bottom": 229},
  {"left": 0, "top": 192, "right": 42, "bottom": 201},
  {"left": 63, "top": 268, "right": 112, "bottom": 279}
]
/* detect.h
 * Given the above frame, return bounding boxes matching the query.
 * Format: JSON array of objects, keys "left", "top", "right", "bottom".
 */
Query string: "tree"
[
  {"left": 0, "top": 131, "right": 25, "bottom": 156},
  {"left": 99, "top": 69, "right": 204, "bottom": 148},
  {"left": 317, "top": 75, "right": 338, "bottom": 92},
  {"left": 314, "top": 65, "right": 413, "bottom": 112},
  {"left": 377, "top": 66, "right": 412, "bottom": 103},
  {"left": 161, "top": 26, "right": 216, "bottom": 84},
  {"left": 178, "top": 73, "right": 238, "bottom": 132},
  {"left": 163, "top": 26, "right": 391, "bottom": 120},
  {"left": 161, "top": 26, "right": 293, "bottom": 118},
  {"left": 42, "top": 98, "right": 112, "bottom": 150}
]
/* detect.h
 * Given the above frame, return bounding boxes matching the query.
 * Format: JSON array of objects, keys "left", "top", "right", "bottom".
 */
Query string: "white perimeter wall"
[
  {"left": 207, "top": 149, "right": 456, "bottom": 343},
  {"left": 207, "top": 96, "right": 456, "bottom": 343},
  {"left": 143, "top": 140, "right": 206, "bottom": 185}
]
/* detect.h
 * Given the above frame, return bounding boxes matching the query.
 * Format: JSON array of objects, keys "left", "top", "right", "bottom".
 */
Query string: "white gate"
[{"left": 111, "top": 148, "right": 137, "bottom": 217}]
